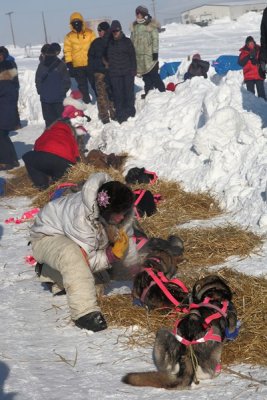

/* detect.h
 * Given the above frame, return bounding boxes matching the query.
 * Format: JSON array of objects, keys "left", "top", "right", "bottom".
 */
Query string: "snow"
[{"left": 1, "top": 12, "right": 267, "bottom": 399}]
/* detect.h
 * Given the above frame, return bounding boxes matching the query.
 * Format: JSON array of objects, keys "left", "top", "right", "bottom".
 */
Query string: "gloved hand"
[
  {"left": 66, "top": 62, "right": 75, "bottom": 77},
  {"left": 111, "top": 229, "right": 129, "bottom": 259},
  {"left": 152, "top": 52, "right": 158, "bottom": 61}
]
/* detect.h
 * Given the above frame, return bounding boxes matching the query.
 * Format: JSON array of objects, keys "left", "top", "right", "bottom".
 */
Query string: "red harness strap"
[
  {"left": 132, "top": 235, "right": 149, "bottom": 250},
  {"left": 133, "top": 189, "right": 146, "bottom": 220},
  {"left": 175, "top": 325, "right": 222, "bottom": 346},
  {"left": 189, "top": 298, "right": 229, "bottom": 326},
  {"left": 144, "top": 169, "right": 158, "bottom": 184},
  {"left": 140, "top": 267, "right": 188, "bottom": 309}
]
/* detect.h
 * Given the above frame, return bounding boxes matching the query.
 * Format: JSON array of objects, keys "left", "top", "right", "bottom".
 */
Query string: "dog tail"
[{"left": 122, "top": 371, "right": 186, "bottom": 389}]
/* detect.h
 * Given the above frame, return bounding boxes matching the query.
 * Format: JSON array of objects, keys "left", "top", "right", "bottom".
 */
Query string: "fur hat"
[
  {"left": 97, "top": 181, "right": 134, "bottom": 218},
  {"left": 136, "top": 5, "right": 149, "bottom": 17},
  {"left": 110, "top": 20, "right": 122, "bottom": 31},
  {"left": 98, "top": 21, "right": 110, "bottom": 32}
]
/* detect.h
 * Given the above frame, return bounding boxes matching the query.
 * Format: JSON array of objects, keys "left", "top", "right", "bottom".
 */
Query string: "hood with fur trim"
[{"left": 131, "top": 17, "right": 161, "bottom": 32}]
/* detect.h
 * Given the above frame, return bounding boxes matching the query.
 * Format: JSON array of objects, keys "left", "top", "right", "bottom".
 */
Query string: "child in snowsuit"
[
  {"left": 35, "top": 43, "right": 71, "bottom": 127},
  {"left": 184, "top": 53, "right": 210, "bottom": 80},
  {"left": 30, "top": 173, "right": 139, "bottom": 332},
  {"left": 238, "top": 36, "right": 266, "bottom": 100}
]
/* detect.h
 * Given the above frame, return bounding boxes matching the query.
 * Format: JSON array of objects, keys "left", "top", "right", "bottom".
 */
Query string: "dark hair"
[
  {"left": 0, "top": 46, "right": 9, "bottom": 58},
  {"left": 97, "top": 181, "right": 134, "bottom": 219}
]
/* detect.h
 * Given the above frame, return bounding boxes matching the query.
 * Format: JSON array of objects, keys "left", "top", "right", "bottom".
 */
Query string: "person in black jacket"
[
  {"left": 184, "top": 54, "right": 210, "bottom": 81},
  {"left": 0, "top": 46, "right": 19, "bottom": 171},
  {"left": 105, "top": 20, "right": 137, "bottom": 124},
  {"left": 88, "top": 21, "right": 115, "bottom": 124},
  {"left": 260, "top": 7, "right": 267, "bottom": 77},
  {"left": 35, "top": 43, "right": 71, "bottom": 127}
]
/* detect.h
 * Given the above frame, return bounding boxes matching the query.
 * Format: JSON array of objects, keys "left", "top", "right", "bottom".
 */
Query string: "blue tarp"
[
  {"left": 212, "top": 55, "right": 242, "bottom": 75},
  {"left": 160, "top": 61, "right": 181, "bottom": 80}
]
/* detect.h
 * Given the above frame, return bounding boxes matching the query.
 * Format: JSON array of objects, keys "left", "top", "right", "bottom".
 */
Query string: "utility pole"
[
  {"left": 152, "top": 0, "right": 157, "bottom": 19},
  {"left": 42, "top": 11, "right": 48, "bottom": 43},
  {"left": 6, "top": 11, "right": 16, "bottom": 48}
]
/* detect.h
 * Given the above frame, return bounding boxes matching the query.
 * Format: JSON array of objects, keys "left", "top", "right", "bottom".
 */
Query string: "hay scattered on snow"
[{"left": 100, "top": 268, "right": 267, "bottom": 367}]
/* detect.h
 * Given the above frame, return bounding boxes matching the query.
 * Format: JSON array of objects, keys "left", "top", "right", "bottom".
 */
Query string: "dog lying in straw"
[
  {"left": 132, "top": 234, "right": 187, "bottom": 310},
  {"left": 123, "top": 275, "right": 239, "bottom": 389}
]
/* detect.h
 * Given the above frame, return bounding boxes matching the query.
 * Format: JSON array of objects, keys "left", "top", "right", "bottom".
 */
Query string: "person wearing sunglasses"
[
  {"left": 105, "top": 20, "right": 137, "bottom": 123},
  {"left": 131, "top": 5, "right": 165, "bottom": 99}
]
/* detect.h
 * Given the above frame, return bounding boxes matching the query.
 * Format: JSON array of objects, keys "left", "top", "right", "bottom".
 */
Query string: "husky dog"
[
  {"left": 132, "top": 235, "right": 186, "bottom": 309},
  {"left": 122, "top": 275, "right": 238, "bottom": 389}
]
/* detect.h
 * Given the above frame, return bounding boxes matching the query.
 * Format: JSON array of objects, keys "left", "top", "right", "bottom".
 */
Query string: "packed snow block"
[
  {"left": 160, "top": 61, "right": 181, "bottom": 80},
  {"left": 212, "top": 55, "right": 242, "bottom": 75}
]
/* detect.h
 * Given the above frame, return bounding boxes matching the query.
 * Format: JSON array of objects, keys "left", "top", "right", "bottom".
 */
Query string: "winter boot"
[{"left": 75, "top": 311, "right": 107, "bottom": 332}]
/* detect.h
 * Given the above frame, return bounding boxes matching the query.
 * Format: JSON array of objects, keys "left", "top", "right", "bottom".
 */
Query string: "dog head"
[
  {"left": 140, "top": 235, "right": 184, "bottom": 278},
  {"left": 192, "top": 275, "right": 233, "bottom": 303}
]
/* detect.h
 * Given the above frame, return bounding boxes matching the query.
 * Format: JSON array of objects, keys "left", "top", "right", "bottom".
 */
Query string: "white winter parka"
[{"left": 30, "top": 173, "right": 138, "bottom": 272}]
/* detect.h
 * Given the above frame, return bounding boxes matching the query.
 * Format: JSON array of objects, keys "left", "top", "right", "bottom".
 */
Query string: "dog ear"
[{"left": 167, "top": 235, "right": 184, "bottom": 254}]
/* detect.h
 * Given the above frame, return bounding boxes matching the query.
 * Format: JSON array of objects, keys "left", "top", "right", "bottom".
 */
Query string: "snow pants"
[
  {"left": 74, "top": 67, "right": 96, "bottom": 104},
  {"left": 109, "top": 74, "right": 136, "bottom": 124},
  {"left": 31, "top": 235, "right": 102, "bottom": 320},
  {"left": 245, "top": 80, "right": 266, "bottom": 100},
  {"left": 0, "top": 130, "right": 18, "bottom": 165},
  {"left": 22, "top": 151, "right": 73, "bottom": 190},
  {"left": 143, "top": 62, "right": 166, "bottom": 95}
]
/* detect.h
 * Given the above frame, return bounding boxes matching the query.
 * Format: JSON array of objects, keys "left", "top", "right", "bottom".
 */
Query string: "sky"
[
  {"left": 1, "top": 10, "right": 267, "bottom": 399},
  {"left": 1, "top": 0, "right": 265, "bottom": 47}
]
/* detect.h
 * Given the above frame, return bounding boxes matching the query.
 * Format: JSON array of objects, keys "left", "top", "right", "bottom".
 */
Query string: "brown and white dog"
[{"left": 122, "top": 275, "right": 238, "bottom": 389}]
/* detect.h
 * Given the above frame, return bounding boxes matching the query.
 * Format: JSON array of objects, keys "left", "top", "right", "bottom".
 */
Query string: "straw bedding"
[
  {"left": 100, "top": 268, "right": 267, "bottom": 367},
  {"left": 4, "top": 164, "right": 267, "bottom": 366}
]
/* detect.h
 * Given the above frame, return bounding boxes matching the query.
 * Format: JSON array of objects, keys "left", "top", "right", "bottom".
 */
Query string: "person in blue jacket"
[{"left": 35, "top": 43, "right": 71, "bottom": 127}]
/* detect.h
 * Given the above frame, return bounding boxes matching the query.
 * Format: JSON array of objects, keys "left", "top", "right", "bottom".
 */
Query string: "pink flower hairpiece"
[{"left": 97, "top": 190, "right": 110, "bottom": 208}]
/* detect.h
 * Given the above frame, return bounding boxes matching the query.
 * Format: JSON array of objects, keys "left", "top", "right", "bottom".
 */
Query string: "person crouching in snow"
[
  {"left": 184, "top": 53, "right": 210, "bottom": 80},
  {"left": 22, "top": 104, "right": 89, "bottom": 190},
  {"left": 30, "top": 173, "right": 139, "bottom": 332},
  {"left": 238, "top": 36, "right": 266, "bottom": 100}
]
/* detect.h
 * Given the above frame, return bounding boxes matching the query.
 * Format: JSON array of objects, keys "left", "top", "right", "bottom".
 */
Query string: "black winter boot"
[{"left": 75, "top": 311, "right": 107, "bottom": 332}]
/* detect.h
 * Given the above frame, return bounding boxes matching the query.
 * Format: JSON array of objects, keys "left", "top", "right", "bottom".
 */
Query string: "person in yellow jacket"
[{"left": 64, "top": 12, "right": 96, "bottom": 103}]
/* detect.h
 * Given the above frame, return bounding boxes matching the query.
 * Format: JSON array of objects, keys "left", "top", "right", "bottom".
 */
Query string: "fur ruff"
[{"left": 0, "top": 68, "right": 18, "bottom": 81}]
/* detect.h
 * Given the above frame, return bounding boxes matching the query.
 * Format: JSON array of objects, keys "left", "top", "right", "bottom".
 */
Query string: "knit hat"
[
  {"left": 98, "top": 21, "right": 110, "bottom": 32},
  {"left": 136, "top": 5, "right": 149, "bottom": 17},
  {"left": 62, "top": 105, "right": 84, "bottom": 119},
  {"left": 110, "top": 20, "right": 122, "bottom": 31},
  {"left": 192, "top": 53, "right": 201, "bottom": 60},
  {"left": 49, "top": 42, "right": 61, "bottom": 55},
  {"left": 97, "top": 181, "right": 134, "bottom": 219},
  {"left": 245, "top": 36, "right": 255, "bottom": 45}
]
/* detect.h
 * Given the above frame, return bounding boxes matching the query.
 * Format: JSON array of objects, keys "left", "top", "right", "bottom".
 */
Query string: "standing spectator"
[
  {"left": 39, "top": 43, "right": 50, "bottom": 63},
  {"left": 184, "top": 53, "right": 210, "bottom": 80},
  {"left": 260, "top": 7, "right": 267, "bottom": 64},
  {"left": 35, "top": 43, "right": 71, "bottom": 127},
  {"left": 0, "top": 46, "right": 19, "bottom": 171},
  {"left": 88, "top": 21, "right": 115, "bottom": 124},
  {"left": 238, "top": 36, "right": 266, "bottom": 100},
  {"left": 64, "top": 12, "right": 96, "bottom": 104},
  {"left": 22, "top": 119, "right": 82, "bottom": 190},
  {"left": 131, "top": 5, "right": 165, "bottom": 98},
  {"left": 106, "top": 20, "right": 137, "bottom": 123}
]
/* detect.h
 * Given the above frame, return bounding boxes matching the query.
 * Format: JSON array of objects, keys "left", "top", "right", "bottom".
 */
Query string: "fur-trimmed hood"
[
  {"left": 131, "top": 18, "right": 161, "bottom": 32},
  {"left": 0, "top": 60, "right": 18, "bottom": 81}
]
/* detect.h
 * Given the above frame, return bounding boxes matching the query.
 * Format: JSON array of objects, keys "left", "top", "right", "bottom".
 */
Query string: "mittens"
[{"left": 111, "top": 229, "right": 129, "bottom": 259}]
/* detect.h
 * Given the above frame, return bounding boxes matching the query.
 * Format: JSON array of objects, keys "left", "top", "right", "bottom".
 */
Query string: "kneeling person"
[{"left": 30, "top": 173, "right": 138, "bottom": 332}]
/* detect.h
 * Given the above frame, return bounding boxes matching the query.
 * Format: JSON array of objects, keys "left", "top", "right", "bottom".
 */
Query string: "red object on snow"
[{"left": 166, "top": 82, "right": 177, "bottom": 92}]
